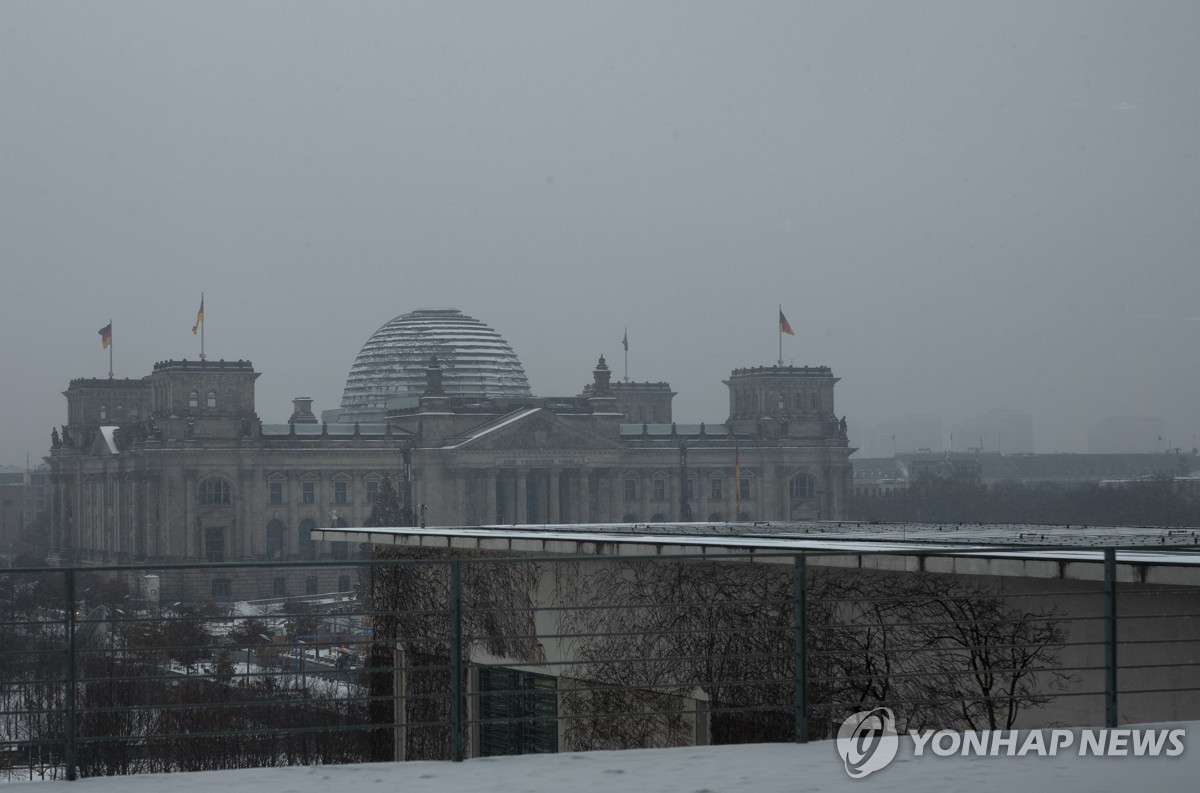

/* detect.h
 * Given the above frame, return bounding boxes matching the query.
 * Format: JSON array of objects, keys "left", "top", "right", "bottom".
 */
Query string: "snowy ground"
[{"left": 4, "top": 724, "right": 1196, "bottom": 792}]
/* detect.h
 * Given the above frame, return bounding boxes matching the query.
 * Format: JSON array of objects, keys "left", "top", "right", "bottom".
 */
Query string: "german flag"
[
  {"left": 98, "top": 323, "right": 112, "bottom": 349},
  {"left": 779, "top": 309, "right": 795, "bottom": 336},
  {"left": 192, "top": 297, "right": 204, "bottom": 335}
]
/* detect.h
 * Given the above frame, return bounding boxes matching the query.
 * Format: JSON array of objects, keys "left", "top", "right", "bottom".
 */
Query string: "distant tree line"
[{"left": 850, "top": 477, "right": 1200, "bottom": 527}]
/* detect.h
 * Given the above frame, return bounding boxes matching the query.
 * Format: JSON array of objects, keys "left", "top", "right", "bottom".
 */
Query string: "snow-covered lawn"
[{"left": 4, "top": 724, "right": 1196, "bottom": 792}]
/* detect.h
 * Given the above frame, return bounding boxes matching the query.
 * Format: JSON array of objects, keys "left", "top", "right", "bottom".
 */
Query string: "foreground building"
[{"left": 45, "top": 308, "right": 853, "bottom": 601}]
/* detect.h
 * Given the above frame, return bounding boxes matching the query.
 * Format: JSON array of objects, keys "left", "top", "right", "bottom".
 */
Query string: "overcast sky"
[{"left": 2, "top": 1, "right": 1198, "bottom": 466}]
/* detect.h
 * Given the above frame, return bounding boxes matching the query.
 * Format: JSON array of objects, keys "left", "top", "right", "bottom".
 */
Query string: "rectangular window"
[
  {"left": 269, "top": 481, "right": 283, "bottom": 505},
  {"left": 302, "top": 481, "right": 315, "bottom": 504},
  {"left": 367, "top": 480, "right": 379, "bottom": 504},
  {"left": 739, "top": 476, "right": 751, "bottom": 501},
  {"left": 331, "top": 541, "right": 349, "bottom": 561},
  {"left": 211, "top": 578, "right": 232, "bottom": 599},
  {"left": 686, "top": 479, "right": 695, "bottom": 500},
  {"left": 273, "top": 576, "right": 286, "bottom": 596},
  {"left": 623, "top": 479, "right": 637, "bottom": 501},
  {"left": 711, "top": 478, "right": 722, "bottom": 500},
  {"left": 334, "top": 481, "right": 348, "bottom": 504},
  {"left": 337, "top": 575, "right": 351, "bottom": 593},
  {"left": 306, "top": 576, "right": 319, "bottom": 595},
  {"left": 653, "top": 479, "right": 666, "bottom": 500},
  {"left": 478, "top": 668, "right": 558, "bottom": 757},
  {"left": 205, "top": 527, "right": 225, "bottom": 563}
]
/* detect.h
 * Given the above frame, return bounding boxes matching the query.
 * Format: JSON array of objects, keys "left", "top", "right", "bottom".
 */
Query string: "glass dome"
[{"left": 338, "top": 308, "right": 531, "bottom": 423}]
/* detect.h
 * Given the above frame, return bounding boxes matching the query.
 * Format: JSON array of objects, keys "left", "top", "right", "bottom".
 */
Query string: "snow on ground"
[{"left": 4, "top": 723, "right": 1197, "bottom": 793}]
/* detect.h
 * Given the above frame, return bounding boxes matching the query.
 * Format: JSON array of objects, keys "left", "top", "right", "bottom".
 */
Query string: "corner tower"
[
  {"left": 148, "top": 359, "right": 260, "bottom": 441},
  {"left": 724, "top": 365, "right": 845, "bottom": 442}
]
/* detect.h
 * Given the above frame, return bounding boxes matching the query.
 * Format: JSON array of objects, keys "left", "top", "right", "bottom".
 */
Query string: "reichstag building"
[{"left": 46, "top": 308, "right": 853, "bottom": 601}]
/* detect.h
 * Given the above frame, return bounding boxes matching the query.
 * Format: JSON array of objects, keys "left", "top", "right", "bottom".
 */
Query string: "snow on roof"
[
  {"left": 99, "top": 425, "right": 120, "bottom": 454},
  {"left": 313, "top": 521, "right": 1200, "bottom": 579},
  {"left": 440, "top": 407, "right": 541, "bottom": 449},
  {"left": 9, "top": 724, "right": 1197, "bottom": 791}
]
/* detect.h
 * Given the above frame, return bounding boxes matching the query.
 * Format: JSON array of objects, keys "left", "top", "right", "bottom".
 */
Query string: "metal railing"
[{"left": 0, "top": 545, "right": 1198, "bottom": 780}]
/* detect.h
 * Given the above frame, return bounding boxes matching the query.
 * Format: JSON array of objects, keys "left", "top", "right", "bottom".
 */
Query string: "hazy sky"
[{"left": 2, "top": 1, "right": 1198, "bottom": 466}]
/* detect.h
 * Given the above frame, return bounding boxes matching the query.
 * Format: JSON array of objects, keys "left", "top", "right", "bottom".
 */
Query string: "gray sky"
[{"left": 2, "top": 1, "right": 1198, "bottom": 466}]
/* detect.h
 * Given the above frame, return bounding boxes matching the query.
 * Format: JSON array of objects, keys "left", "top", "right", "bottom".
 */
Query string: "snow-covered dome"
[{"left": 337, "top": 308, "right": 531, "bottom": 422}]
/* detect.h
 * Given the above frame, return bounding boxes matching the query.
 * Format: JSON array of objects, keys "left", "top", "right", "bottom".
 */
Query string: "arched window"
[
  {"left": 650, "top": 513, "right": 667, "bottom": 523},
  {"left": 206, "top": 390, "right": 218, "bottom": 409},
  {"left": 789, "top": 473, "right": 815, "bottom": 500},
  {"left": 198, "top": 478, "right": 231, "bottom": 504},
  {"left": 298, "top": 519, "right": 317, "bottom": 561},
  {"left": 622, "top": 513, "right": 638, "bottom": 523},
  {"left": 708, "top": 512, "right": 724, "bottom": 522},
  {"left": 266, "top": 519, "right": 286, "bottom": 561},
  {"left": 188, "top": 391, "right": 200, "bottom": 409}
]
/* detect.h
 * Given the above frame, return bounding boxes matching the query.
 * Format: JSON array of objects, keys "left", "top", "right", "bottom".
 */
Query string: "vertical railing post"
[
  {"left": 1104, "top": 547, "right": 1118, "bottom": 728},
  {"left": 448, "top": 560, "right": 464, "bottom": 761},
  {"left": 793, "top": 554, "right": 808, "bottom": 743},
  {"left": 64, "top": 568, "right": 77, "bottom": 781}
]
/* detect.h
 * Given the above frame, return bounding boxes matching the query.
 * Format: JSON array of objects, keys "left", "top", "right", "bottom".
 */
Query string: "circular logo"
[{"left": 836, "top": 707, "right": 899, "bottom": 778}]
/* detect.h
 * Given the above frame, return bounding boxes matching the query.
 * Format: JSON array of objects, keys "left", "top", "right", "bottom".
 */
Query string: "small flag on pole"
[
  {"left": 622, "top": 330, "right": 629, "bottom": 352},
  {"left": 779, "top": 310, "right": 795, "bottom": 336},
  {"left": 192, "top": 297, "right": 205, "bottom": 335},
  {"left": 98, "top": 323, "right": 112, "bottom": 349}
]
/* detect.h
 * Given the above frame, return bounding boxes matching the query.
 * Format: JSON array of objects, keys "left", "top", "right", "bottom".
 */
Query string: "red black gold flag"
[{"left": 192, "top": 298, "right": 205, "bottom": 334}]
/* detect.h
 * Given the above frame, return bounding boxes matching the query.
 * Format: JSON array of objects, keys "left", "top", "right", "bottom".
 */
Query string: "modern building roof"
[
  {"left": 338, "top": 308, "right": 532, "bottom": 424},
  {"left": 314, "top": 521, "right": 1200, "bottom": 585}
]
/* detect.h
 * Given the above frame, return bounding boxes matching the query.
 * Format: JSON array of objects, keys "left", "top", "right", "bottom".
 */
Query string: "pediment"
[
  {"left": 451, "top": 409, "right": 623, "bottom": 452},
  {"left": 84, "top": 427, "right": 120, "bottom": 458}
]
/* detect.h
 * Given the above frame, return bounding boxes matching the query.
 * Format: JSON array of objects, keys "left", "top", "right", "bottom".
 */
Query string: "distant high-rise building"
[
  {"left": 1086, "top": 416, "right": 1169, "bottom": 454},
  {"left": 950, "top": 409, "right": 1033, "bottom": 454}
]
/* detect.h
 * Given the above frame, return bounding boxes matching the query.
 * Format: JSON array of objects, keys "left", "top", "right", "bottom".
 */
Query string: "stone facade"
[{"left": 47, "top": 343, "right": 853, "bottom": 604}]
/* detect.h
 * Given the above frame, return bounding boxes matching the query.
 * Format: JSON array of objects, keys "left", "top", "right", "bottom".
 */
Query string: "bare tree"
[
  {"left": 556, "top": 559, "right": 1073, "bottom": 745},
  {"left": 902, "top": 575, "right": 1073, "bottom": 730}
]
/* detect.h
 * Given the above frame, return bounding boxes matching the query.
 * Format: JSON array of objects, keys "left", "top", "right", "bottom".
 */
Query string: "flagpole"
[
  {"left": 777, "top": 304, "right": 783, "bottom": 366},
  {"left": 623, "top": 326, "right": 628, "bottom": 382},
  {"left": 199, "top": 292, "right": 206, "bottom": 361},
  {"left": 108, "top": 318, "right": 113, "bottom": 379}
]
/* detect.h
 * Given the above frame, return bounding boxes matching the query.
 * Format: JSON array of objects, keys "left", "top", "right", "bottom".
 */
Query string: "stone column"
[
  {"left": 484, "top": 473, "right": 497, "bottom": 525},
  {"left": 516, "top": 468, "right": 528, "bottom": 524},
  {"left": 548, "top": 467, "right": 560, "bottom": 524},
  {"left": 455, "top": 472, "right": 469, "bottom": 526},
  {"left": 761, "top": 463, "right": 777, "bottom": 522},
  {"left": 579, "top": 468, "right": 592, "bottom": 524}
]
